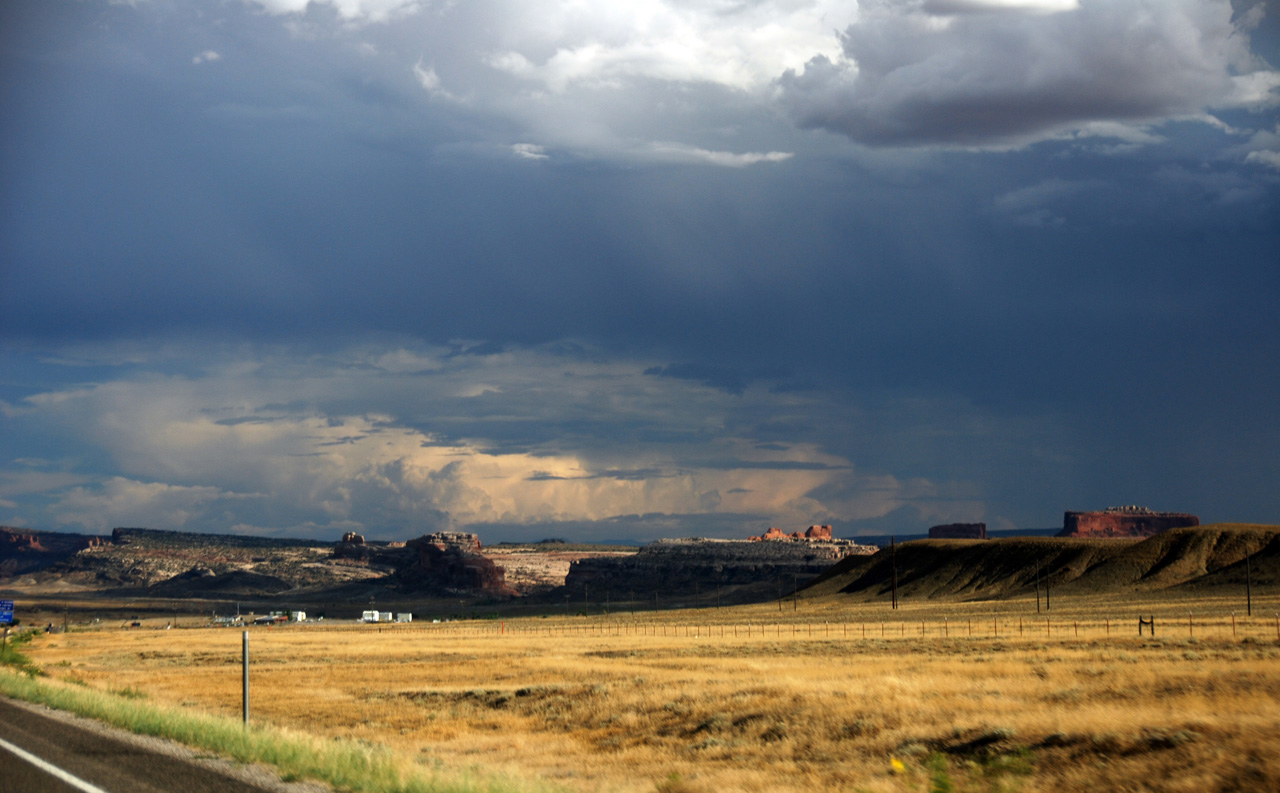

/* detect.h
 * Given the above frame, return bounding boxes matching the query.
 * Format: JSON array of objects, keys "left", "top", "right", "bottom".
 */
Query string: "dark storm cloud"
[
  {"left": 2, "top": 0, "right": 1280, "bottom": 540},
  {"left": 779, "top": 0, "right": 1277, "bottom": 147}
]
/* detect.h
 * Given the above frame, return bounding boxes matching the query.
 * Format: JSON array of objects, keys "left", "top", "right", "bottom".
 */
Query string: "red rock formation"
[
  {"left": 332, "top": 534, "right": 376, "bottom": 561},
  {"left": 928, "top": 523, "right": 987, "bottom": 540},
  {"left": 1058, "top": 507, "right": 1198, "bottom": 538},
  {"left": 751, "top": 525, "right": 835, "bottom": 541},
  {"left": 402, "top": 532, "right": 514, "bottom": 596},
  {"left": 0, "top": 527, "right": 110, "bottom": 577}
]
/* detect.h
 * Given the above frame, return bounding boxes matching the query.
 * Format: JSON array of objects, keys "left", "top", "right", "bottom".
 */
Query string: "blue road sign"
[{"left": 0, "top": 600, "right": 13, "bottom": 624}]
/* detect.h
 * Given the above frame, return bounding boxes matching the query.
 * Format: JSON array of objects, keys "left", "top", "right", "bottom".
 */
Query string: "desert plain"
[{"left": 16, "top": 589, "right": 1280, "bottom": 793}]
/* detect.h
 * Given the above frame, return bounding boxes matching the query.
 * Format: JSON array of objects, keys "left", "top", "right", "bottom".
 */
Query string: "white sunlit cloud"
[
  {"left": 512, "top": 143, "right": 549, "bottom": 160},
  {"left": 1246, "top": 149, "right": 1280, "bottom": 170},
  {"left": 1241, "top": 125, "right": 1280, "bottom": 170},
  {"left": 52, "top": 477, "right": 239, "bottom": 532},
  {"left": 192, "top": 50, "right": 221, "bottom": 65},
  {"left": 247, "top": 0, "right": 421, "bottom": 23},
  {"left": 645, "top": 142, "right": 793, "bottom": 167},
  {"left": 480, "top": 0, "right": 852, "bottom": 93},
  {"left": 412, "top": 60, "right": 459, "bottom": 101}
]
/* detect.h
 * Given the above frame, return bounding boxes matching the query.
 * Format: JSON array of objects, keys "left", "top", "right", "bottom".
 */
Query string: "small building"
[
  {"left": 290, "top": 611, "right": 306, "bottom": 622},
  {"left": 361, "top": 610, "right": 380, "bottom": 622},
  {"left": 378, "top": 611, "right": 392, "bottom": 622},
  {"left": 395, "top": 613, "right": 413, "bottom": 623}
]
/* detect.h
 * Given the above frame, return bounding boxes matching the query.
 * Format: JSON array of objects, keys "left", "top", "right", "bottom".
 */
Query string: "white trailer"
[
  {"left": 290, "top": 611, "right": 306, "bottom": 622},
  {"left": 395, "top": 613, "right": 412, "bottom": 623},
  {"left": 361, "top": 610, "right": 380, "bottom": 622},
  {"left": 378, "top": 611, "right": 392, "bottom": 622}
]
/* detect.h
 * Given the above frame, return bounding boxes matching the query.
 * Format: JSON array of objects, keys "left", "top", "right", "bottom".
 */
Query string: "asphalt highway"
[{"left": 0, "top": 696, "right": 302, "bottom": 793}]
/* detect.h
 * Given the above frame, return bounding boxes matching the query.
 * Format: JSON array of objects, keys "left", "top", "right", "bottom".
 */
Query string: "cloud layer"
[{"left": 2, "top": 344, "right": 1001, "bottom": 540}]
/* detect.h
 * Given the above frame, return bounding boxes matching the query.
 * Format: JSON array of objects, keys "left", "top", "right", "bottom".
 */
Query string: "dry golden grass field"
[{"left": 20, "top": 591, "right": 1280, "bottom": 793}]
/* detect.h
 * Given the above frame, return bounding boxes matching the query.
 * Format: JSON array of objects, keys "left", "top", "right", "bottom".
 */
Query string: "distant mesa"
[
  {"left": 1058, "top": 506, "right": 1199, "bottom": 539},
  {"left": 928, "top": 523, "right": 987, "bottom": 540},
  {"left": 566, "top": 528, "right": 875, "bottom": 602}
]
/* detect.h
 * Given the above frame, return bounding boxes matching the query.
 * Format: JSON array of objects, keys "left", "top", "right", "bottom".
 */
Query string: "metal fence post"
[{"left": 242, "top": 630, "right": 250, "bottom": 725}]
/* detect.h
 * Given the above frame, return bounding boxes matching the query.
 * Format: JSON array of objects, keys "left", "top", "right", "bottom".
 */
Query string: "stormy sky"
[{"left": 2, "top": 0, "right": 1278, "bottom": 542}]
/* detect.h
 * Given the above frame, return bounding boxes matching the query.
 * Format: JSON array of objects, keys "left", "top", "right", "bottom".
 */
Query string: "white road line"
[{"left": 0, "top": 734, "right": 114, "bottom": 793}]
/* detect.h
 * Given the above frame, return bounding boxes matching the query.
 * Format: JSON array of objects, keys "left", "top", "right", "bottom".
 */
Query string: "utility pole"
[
  {"left": 890, "top": 536, "right": 899, "bottom": 610},
  {"left": 793, "top": 572, "right": 798, "bottom": 612}
]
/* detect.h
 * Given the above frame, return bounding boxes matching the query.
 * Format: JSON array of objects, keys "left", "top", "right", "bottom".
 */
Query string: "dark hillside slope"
[
  {"left": 1063, "top": 524, "right": 1280, "bottom": 592},
  {"left": 805, "top": 538, "right": 1125, "bottom": 600},
  {"left": 805, "top": 524, "right": 1280, "bottom": 601}
]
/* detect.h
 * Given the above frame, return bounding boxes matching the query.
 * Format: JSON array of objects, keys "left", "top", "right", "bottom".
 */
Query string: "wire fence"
[{"left": 277, "top": 609, "right": 1280, "bottom": 643}]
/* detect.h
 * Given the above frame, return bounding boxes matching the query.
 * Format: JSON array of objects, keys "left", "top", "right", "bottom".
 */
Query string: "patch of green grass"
[
  {"left": 0, "top": 669, "right": 554, "bottom": 793},
  {"left": 0, "top": 631, "right": 43, "bottom": 677},
  {"left": 977, "top": 748, "right": 1034, "bottom": 786},
  {"left": 927, "top": 753, "right": 954, "bottom": 793}
]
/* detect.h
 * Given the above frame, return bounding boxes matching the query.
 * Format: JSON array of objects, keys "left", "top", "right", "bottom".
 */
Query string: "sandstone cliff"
[
  {"left": 928, "top": 523, "right": 987, "bottom": 540},
  {"left": 0, "top": 527, "right": 110, "bottom": 578},
  {"left": 564, "top": 536, "right": 875, "bottom": 602},
  {"left": 1058, "top": 507, "right": 1199, "bottom": 538}
]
